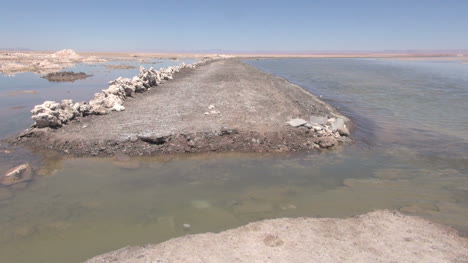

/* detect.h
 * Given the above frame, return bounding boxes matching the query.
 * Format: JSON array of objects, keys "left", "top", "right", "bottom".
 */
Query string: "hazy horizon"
[
  {"left": 1, "top": 0, "right": 467, "bottom": 52},
  {"left": 2, "top": 47, "right": 468, "bottom": 55}
]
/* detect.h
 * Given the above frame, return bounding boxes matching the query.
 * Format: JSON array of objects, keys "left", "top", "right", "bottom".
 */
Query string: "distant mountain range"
[
  {"left": 182, "top": 49, "right": 468, "bottom": 55},
  {"left": 126, "top": 48, "right": 468, "bottom": 55},
  {"left": 0, "top": 47, "right": 33, "bottom": 51},
  {"left": 1, "top": 47, "right": 467, "bottom": 55}
]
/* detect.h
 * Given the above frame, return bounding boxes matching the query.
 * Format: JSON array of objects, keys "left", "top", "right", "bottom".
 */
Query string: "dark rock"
[
  {"left": 220, "top": 127, "right": 239, "bottom": 136},
  {"left": 318, "top": 137, "right": 337, "bottom": 148},
  {"left": 42, "top": 71, "right": 92, "bottom": 82},
  {"left": 138, "top": 135, "right": 168, "bottom": 145}
]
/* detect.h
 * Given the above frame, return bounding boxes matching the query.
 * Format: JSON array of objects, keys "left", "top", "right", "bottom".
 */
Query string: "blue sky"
[{"left": 1, "top": 0, "right": 467, "bottom": 52}]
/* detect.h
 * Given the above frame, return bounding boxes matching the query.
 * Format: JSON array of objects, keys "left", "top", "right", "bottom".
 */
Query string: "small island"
[{"left": 42, "top": 71, "right": 92, "bottom": 82}]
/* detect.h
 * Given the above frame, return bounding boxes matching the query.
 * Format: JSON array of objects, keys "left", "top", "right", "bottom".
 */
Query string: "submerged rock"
[
  {"left": 191, "top": 200, "right": 212, "bottom": 209},
  {"left": 0, "top": 163, "right": 33, "bottom": 186}
]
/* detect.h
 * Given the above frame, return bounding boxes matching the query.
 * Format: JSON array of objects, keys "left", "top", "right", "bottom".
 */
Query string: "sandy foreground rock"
[{"left": 86, "top": 210, "right": 468, "bottom": 263}]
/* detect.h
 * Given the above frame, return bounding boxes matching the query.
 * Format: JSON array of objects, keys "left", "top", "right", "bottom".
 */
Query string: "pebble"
[{"left": 312, "top": 125, "right": 323, "bottom": 131}]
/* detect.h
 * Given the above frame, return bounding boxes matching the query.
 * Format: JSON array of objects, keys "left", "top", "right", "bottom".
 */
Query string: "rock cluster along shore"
[
  {"left": 286, "top": 116, "right": 350, "bottom": 147},
  {"left": 30, "top": 59, "right": 212, "bottom": 128}
]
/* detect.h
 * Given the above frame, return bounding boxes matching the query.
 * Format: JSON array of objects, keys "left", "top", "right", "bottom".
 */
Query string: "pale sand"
[{"left": 86, "top": 210, "right": 468, "bottom": 263}]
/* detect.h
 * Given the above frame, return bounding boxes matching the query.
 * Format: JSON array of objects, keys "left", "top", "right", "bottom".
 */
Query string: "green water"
[
  {"left": 1, "top": 147, "right": 467, "bottom": 262},
  {"left": 1, "top": 58, "right": 467, "bottom": 262}
]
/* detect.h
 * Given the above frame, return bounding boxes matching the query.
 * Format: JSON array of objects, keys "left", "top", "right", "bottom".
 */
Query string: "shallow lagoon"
[
  {"left": 0, "top": 58, "right": 195, "bottom": 137},
  {"left": 0, "top": 58, "right": 467, "bottom": 263}
]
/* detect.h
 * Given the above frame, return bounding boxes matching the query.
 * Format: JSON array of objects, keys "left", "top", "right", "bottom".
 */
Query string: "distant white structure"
[{"left": 456, "top": 54, "right": 464, "bottom": 57}]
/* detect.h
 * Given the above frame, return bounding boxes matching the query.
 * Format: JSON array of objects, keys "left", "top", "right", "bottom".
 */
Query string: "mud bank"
[
  {"left": 42, "top": 71, "right": 92, "bottom": 82},
  {"left": 86, "top": 210, "right": 468, "bottom": 263},
  {"left": 8, "top": 59, "right": 351, "bottom": 157}
]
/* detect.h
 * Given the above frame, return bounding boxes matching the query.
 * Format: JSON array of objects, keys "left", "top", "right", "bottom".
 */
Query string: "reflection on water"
[
  {"left": 0, "top": 58, "right": 467, "bottom": 263},
  {"left": 247, "top": 58, "right": 468, "bottom": 158}
]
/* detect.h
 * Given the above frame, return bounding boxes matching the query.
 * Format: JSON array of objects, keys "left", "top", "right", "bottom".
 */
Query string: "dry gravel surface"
[{"left": 12, "top": 59, "right": 350, "bottom": 156}]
